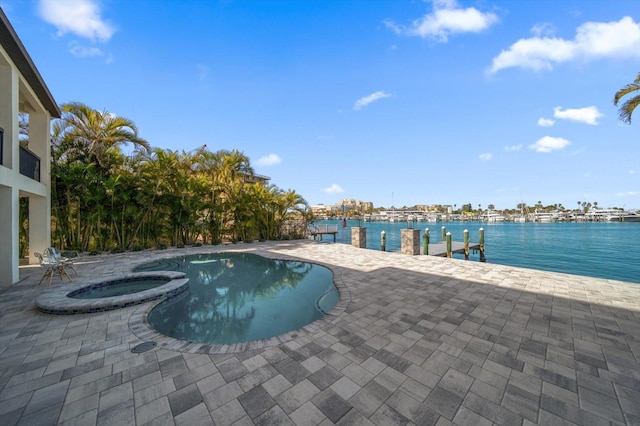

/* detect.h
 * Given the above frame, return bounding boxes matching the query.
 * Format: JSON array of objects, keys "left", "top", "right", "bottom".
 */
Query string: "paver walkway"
[{"left": 1, "top": 240, "right": 640, "bottom": 425}]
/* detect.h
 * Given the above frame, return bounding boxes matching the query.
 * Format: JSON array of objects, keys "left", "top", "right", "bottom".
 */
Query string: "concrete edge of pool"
[
  {"left": 128, "top": 254, "right": 352, "bottom": 355},
  {"left": 34, "top": 271, "right": 189, "bottom": 314}
]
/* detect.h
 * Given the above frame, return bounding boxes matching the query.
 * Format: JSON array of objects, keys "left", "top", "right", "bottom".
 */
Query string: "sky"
[{"left": 2, "top": 0, "right": 639, "bottom": 210}]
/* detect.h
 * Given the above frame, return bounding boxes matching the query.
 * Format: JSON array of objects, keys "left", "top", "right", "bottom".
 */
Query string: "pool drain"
[{"left": 131, "top": 341, "right": 157, "bottom": 353}]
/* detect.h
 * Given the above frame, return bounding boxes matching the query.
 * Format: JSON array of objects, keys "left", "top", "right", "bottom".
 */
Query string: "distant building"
[
  {"left": 310, "top": 204, "right": 330, "bottom": 216},
  {"left": 242, "top": 173, "right": 270, "bottom": 185},
  {"left": 0, "top": 8, "right": 61, "bottom": 286}
]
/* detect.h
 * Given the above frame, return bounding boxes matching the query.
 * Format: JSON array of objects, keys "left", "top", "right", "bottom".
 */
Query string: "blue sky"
[{"left": 2, "top": 0, "right": 639, "bottom": 210}]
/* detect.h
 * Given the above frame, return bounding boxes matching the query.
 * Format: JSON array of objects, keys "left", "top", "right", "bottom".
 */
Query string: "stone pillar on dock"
[
  {"left": 351, "top": 227, "right": 367, "bottom": 249},
  {"left": 401, "top": 229, "right": 420, "bottom": 255}
]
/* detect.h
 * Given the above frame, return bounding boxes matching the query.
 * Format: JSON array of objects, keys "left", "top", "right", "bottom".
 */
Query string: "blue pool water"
[
  {"left": 134, "top": 253, "right": 338, "bottom": 344},
  {"left": 316, "top": 220, "right": 640, "bottom": 284}
]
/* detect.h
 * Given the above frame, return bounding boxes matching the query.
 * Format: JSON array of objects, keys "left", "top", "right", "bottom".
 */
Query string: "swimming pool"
[{"left": 133, "top": 252, "right": 339, "bottom": 345}]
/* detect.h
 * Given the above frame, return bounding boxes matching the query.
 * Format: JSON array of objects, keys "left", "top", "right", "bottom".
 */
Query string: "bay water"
[{"left": 314, "top": 220, "right": 640, "bottom": 284}]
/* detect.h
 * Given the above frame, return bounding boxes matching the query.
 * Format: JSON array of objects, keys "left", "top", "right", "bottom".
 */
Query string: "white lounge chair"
[
  {"left": 45, "top": 247, "right": 78, "bottom": 275},
  {"left": 35, "top": 252, "right": 72, "bottom": 285}
]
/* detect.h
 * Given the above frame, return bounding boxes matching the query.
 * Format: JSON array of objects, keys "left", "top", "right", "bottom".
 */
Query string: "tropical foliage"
[
  {"left": 44, "top": 102, "right": 310, "bottom": 252},
  {"left": 614, "top": 72, "right": 640, "bottom": 124}
]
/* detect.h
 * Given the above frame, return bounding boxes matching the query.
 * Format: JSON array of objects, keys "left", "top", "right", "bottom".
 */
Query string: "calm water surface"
[
  {"left": 135, "top": 253, "right": 339, "bottom": 344},
  {"left": 315, "top": 220, "right": 640, "bottom": 284}
]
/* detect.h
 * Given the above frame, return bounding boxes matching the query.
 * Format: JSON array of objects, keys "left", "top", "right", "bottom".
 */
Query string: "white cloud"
[
  {"left": 531, "top": 22, "right": 556, "bottom": 37},
  {"left": 553, "top": 106, "right": 603, "bottom": 125},
  {"left": 479, "top": 153, "right": 493, "bottom": 161},
  {"left": 69, "top": 42, "right": 103, "bottom": 58},
  {"left": 528, "top": 136, "right": 570, "bottom": 153},
  {"left": 38, "top": 0, "right": 115, "bottom": 42},
  {"left": 353, "top": 91, "right": 392, "bottom": 111},
  {"left": 489, "top": 16, "right": 640, "bottom": 73},
  {"left": 504, "top": 144, "right": 522, "bottom": 151},
  {"left": 538, "top": 117, "right": 555, "bottom": 127},
  {"left": 323, "top": 184, "right": 344, "bottom": 194},
  {"left": 256, "top": 154, "right": 281, "bottom": 166},
  {"left": 385, "top": 0, "right": 498, "bottom": 42}
]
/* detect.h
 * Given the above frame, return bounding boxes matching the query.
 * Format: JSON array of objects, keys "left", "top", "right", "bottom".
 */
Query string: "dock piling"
[
  {"left": 464, "top": 229, "right": 469, "bottom": 260},
  {"left": 423, "top": 228, "right": 430, "bottom": 255},
  {"left": 381, "top": 231, "right": 386, "bottom": 252},
  {"left": 446, "top": 232, "right": 452, "bottom": 258},
  {"left": 441, "top": 226, "right": 446, "bottom": 242},
  {"left": 479, "top": 228, "right": 486, "bottom": 262}
]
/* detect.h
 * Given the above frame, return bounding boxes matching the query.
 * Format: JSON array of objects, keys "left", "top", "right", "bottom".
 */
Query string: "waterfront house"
[{"left": 0, "top": 8, "right": 60, "bottom": 286}]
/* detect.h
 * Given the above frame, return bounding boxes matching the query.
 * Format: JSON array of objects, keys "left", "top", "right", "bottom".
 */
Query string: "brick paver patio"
[{"left": 1, "top": 240, "right": 639, "bottom": 425}]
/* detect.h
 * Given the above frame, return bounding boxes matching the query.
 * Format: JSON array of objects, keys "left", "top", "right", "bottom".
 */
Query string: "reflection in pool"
[{"left": 134, "top": 252, "right": 339, "bottom": 345}]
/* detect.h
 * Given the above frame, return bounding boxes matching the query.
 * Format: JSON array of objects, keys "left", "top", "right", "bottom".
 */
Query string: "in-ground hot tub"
[
  {"left": 35, "top": 271, "right": 189, "bottom": 315},
  {"left": 68, "top": 276, "right": 172, "bottom": 299}
]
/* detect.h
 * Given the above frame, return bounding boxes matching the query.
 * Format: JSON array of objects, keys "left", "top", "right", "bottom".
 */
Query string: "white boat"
[
  {"left": 608, "top": 210, "right": 640, "bottom": 222},
  {"left": 532, "top": 211, "right": 557, "bottom": 223},
  {"left": 483, "top": 211, "right": 506, "bottom": 222}
]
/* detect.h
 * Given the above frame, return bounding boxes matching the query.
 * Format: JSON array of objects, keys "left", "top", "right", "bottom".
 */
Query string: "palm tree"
[
  {"left": 60, "top": 102, "right": 150, "bottom": 167},
  {"left": 614, "top": 72, "right": 640, "bottom": 124}
]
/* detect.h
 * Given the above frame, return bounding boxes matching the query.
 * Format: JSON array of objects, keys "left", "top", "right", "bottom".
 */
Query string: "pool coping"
[
  {"left": 34, "top": 271, "right": 189, "bottom": 315},
  {"left": 128, "top": 251, "right": 351, "bottom": 354}
]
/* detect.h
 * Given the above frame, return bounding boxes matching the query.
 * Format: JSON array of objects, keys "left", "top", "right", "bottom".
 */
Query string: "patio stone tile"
[
  {"left": 424, "top": 385, "right": 463, "bottom": 420},
  {"left": 369, "top": 403, "right": 409, "bottom": 426},
  {"left": 275, "top": 379, "right": 321, "bottom": 414},
  {"left": 159, "top": 356, "right": 189, "bottom": 380},
  {"left": 167, "top": 383, "right": 203, "bottom": 417},
  {"left": 253, "top": 405, "right": 294, "bottom": 426},
  {"left": 311, "top": 388, "right": 352, "bottom": 424},
  {"left": 334, "top": 408, "right": 376, "bottom": 426},
  {"left": 462, "top": 391, "right": 523, "bottom": 426},
  {"left": 202, "top": 382, "right": 243, "bottom": 412},
  {"left": 135, "top": 396, "right": 172, "bottom": 425},
  {"left": 173, "top": 402, "right": 213, "bottom": 426},
  {"left": 96, "top": 398, "right": 134, "bottom": 426},
  {"left": 348, "top": 380, "right": 392, "bottom": 417},
  {"left": 134, "top": 379, "right": 177, "bottom": 408},
  {"left": 59, "top": 409, "right": 98, "bottom": 426},
  {"left": 452, "top": 405, "right": 492, "bottom": 426},
  {"left": 195, "top": 372, "right": 226, "bottom": 396},
  {"left": 17, "top": 401, "right": 64, "bottom": 426},
  {"left": 289, "top": 401, "right": 327, "bottom": 426},
  {"left": 274, "top": 358, "right": 311, "bottom": 385},
  {"left": 437, "top": 368, "right": 473, "bottom": 399},
  {"left": 210, "top": 399, "right": 247, "bottom": 426},
  {"left": 502, "top": 383, "right": 540, "bottom": 423},
  {"left": 307, "top": 365, "right": 342, "bottom": 390},
  {"left": 262, "top": 374, "right": 293, "bottom": 398},
  {"left": 23, "top": 379, "right": 69, "bottom": 416}
]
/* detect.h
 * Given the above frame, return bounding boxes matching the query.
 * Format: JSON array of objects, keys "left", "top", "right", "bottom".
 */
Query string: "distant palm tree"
[{"left": 614, "top": 72, "right": 640, "bottom": 124}]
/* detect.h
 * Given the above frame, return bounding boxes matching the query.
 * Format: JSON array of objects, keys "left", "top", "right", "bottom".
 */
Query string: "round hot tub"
[
  {"left": 35, "top": 272, "right": 189, "bottom": 315},
  {"left": 68, "top": 276, "right": 172, "bottom": 299}
]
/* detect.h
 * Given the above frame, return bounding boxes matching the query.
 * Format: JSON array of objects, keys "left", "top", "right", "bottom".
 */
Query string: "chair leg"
[
  {"left": 60, "top": 266, "right": 73, "bottom": 282},
  {"left": 67, "top": 262, "right": 78, "bottom": 275},
  {"left": 38, "top": 269, "right": 50, "bottom": 285}
]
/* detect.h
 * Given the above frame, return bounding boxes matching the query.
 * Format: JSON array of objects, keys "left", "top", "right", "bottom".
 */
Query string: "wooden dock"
[
  {"left": 309, "top": 225, "right": 339, "bottom": 242},
  {"left": 423, "top": 241, "right": 484, "bottom": 259}
]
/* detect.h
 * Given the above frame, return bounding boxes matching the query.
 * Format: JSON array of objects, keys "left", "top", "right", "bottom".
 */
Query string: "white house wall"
[{"left": 0, "top": 42, "right": 52, "bottom": 286}]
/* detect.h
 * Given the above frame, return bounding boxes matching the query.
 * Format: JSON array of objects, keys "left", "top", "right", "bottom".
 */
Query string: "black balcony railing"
[
  {"left": 19, "top": 145, "right": 40, "bottom": 182},
  {"left": 0, "top": 127, "right": 4, "bottom": 167}
]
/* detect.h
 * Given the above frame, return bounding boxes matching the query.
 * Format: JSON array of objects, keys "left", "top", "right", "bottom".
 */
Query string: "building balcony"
[{"left": 19, "top": 145, "right": 40, "bottom": 182}]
